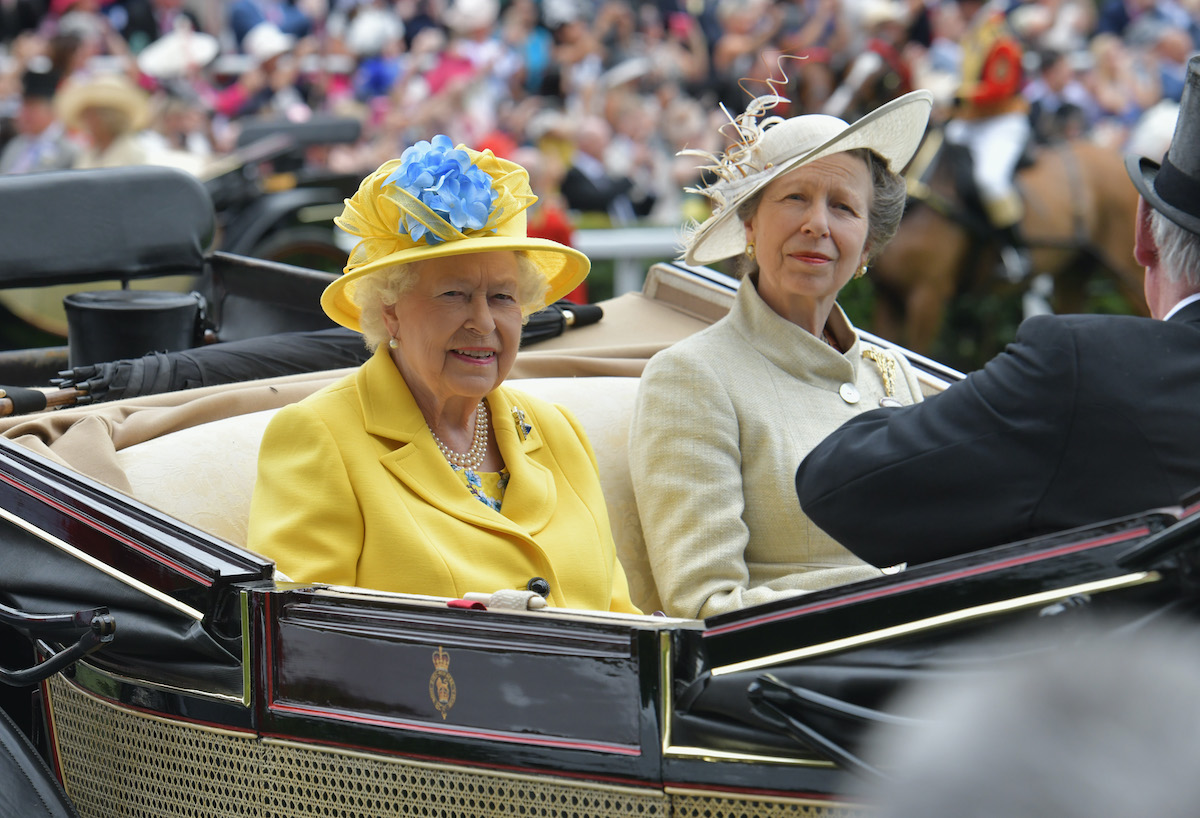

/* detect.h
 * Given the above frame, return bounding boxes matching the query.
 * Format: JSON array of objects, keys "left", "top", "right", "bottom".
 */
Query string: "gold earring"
[
  {"left": 855, "top": 264, "right": 868, "bottom": 279},
  {"left": 745, "top": 242, "right": 756, "bottom": 260},
  {"left": 388, "top": 337, "right": 399, "bottom": 349}
]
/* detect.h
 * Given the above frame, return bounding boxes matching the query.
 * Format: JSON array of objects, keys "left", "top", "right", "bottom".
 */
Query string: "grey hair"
[
  {"left": 1150, "top": 208, "right": 1200, "bottom": 287},
  {"left": 733, "top": 149, "right": 907, "bottom": 278},
  {"left": 352, "top": 252, "right": 550, "bottom": 350}
]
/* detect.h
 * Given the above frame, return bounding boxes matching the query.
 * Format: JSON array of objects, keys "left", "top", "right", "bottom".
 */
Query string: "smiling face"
[
  {"left": 744, "top": 152, "right": 873, "bottom": 328},
  {"left": 382, "top": 251, "right": 523, "bottom": 417}
]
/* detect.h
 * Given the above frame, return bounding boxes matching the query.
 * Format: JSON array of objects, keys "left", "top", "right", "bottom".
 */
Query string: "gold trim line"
[
  {"left": 711, "top": 572, "right": 1158, "bottom": 677},
  {"left": 664, "top": 744, "right": 833, "bottom": 767},
  {"left": 0, "top": 504, "right": 203, "bottom": 621}
]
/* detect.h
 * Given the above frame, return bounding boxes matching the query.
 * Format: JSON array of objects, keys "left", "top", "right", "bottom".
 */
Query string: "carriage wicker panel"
[
  {"left": 261, "top": 739, "right": 668, "bottom": 818},
  {"left": 669, "top": 791, "right": 863, "bottom": 818},
  {"left": 46, "top": 676, "right": 858, "bottom": 818},
  {"left": 47, "top": 675, "right": 263, "bottom": 817}
]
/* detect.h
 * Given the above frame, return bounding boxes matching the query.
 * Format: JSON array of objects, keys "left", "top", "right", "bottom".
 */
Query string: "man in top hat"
[
  {"left": 795, "top": 54, "right": 1200, "bottom": 569},
  {"left": 0, "top": 62, "right": 78, "bottom": 174}
]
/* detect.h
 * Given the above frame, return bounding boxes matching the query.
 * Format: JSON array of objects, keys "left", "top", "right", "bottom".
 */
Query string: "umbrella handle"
[
  {"left": 0, "top": 387, "right": 83, "bottom": 417},
  {"left": 560, "top": 302, "right": 603, "bottom": 329}
]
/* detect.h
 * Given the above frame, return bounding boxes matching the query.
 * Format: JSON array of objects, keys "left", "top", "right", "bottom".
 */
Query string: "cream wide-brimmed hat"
[
  {"left": 137, "top": 21, "right": 220, "bottom": 79},
  {"left": 242, "top": 21, "right": 294, "bottom": 64},
  {"left": 443, "top": 0, "right": 499, "bottom": 34},
  {"left": 682, "top": 89, "right": 934, "bottom": 265},
  {"left": 322, "top": 135, "right": 589, "bottom": 331},
  {"left": 55, "top": 72, "right": 151, "bottom": 131}
]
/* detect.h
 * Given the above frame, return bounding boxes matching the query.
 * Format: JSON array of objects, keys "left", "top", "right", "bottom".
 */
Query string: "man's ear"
[{"left": 1134, "top": 196, "right": 1159, "bottom": 268}]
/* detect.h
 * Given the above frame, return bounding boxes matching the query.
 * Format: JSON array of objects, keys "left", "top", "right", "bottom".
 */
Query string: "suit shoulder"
[{"left": 1024, "top": 312, "right": 1179, "bottom": 348}]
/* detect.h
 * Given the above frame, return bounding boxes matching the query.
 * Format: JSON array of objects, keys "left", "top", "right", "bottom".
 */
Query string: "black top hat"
[
  {"left": 1126, "top": 54, "right": 1200, "bottom": 235},
  {"left": 21, "top": 67, "right": 60, "bottom": 101}
]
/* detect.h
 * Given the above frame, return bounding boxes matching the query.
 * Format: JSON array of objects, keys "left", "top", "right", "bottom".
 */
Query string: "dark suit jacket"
[
  {"left": 795, "top": 302, "right": 1200, "bottom": 566},
  {"left": 561, "top": 166, "right": 655, "bottom": 220}
]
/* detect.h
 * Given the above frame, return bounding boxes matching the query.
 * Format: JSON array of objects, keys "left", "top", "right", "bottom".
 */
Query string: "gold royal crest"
[{"left": 429, "top": 646, "right": 456, "bottom": 719}]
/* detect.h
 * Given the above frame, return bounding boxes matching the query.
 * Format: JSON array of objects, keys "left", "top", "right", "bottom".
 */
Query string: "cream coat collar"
[{"left": 729, "top": 277, "right": 863, "bottom": 392}]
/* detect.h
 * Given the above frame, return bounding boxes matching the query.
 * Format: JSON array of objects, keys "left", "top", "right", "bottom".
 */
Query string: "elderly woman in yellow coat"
[{"left": 248, "top": 136, "right": 638, "bottom": 613}]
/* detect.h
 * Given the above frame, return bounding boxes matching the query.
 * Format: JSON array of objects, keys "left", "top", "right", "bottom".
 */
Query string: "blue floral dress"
[{"left": 451, "top": 466, "right": 510, "bottom": 512}]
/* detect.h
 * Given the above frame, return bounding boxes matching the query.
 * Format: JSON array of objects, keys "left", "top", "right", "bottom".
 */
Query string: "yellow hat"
[{"left": 322, "top": 136, "right": 590, "bottom": 331}]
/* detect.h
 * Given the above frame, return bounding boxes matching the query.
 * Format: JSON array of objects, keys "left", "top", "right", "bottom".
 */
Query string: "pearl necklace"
[{"left": 430, "top": 401, "right": 489, "bottom": 470}]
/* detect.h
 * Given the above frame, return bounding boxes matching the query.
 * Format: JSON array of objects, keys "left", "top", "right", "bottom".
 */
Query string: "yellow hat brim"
[{"left": 321, "top": 234, "right": 590, "bottom": 332}]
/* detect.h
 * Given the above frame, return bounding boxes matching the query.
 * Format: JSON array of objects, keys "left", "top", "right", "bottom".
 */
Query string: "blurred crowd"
[{"left": 1, "top": 0, "right": 1198, "bottom": 229}]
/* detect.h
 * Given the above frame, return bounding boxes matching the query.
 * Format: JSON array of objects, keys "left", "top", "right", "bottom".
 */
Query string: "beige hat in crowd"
[{"left": 55, "top": 72, "right": 151, "bottom": 132}]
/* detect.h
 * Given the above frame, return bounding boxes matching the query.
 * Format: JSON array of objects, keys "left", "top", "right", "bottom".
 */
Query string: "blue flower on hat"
[{"left": 383, "top": 134, "right": 498, "bottom": 244}]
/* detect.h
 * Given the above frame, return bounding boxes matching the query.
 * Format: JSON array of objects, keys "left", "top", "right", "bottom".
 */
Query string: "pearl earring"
[
  {"left": 855, "top": 264, "right": 868, "bottom": 280},
  {"left": 745, "top": 242, "right": 756, "bottom": 260},
  {"left": 388, "top": 337, "right": 399, "bottom": 349}
]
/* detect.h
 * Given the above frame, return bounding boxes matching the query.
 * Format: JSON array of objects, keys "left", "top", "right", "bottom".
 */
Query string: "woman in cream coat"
[
  {"left": 630, "top": 90, "right": 933, "bottom": 619},
  {"left": 249, "top": 136, "right": 637, "bottom": 613}
]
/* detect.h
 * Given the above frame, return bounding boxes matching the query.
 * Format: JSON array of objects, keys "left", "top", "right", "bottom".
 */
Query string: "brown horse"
[{"left": 868, "top": 127, "right": 1147, "bottom": 359}]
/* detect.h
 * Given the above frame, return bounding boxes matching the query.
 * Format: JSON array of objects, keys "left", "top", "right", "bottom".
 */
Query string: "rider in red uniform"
[{"left": 947, "top": 0, "right": 1032, "bottom": 280}]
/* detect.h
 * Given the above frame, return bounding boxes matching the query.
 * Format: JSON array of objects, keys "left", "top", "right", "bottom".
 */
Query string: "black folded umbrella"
[
  {"left": 44, "top": 300, "right": 604, "bottom": 407},
  {"left": 521, "top": 301, "right": 604, "bottom": 346},
  {"left": 51, "top": 328, "right": 369, "bottom": 403}
]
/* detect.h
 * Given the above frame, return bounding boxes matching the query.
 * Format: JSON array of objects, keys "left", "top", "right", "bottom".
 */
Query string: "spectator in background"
[
  {"left": 1024, "top": 49, "right": 1098, "bottom": 143},
  {"left": 55, "top": 69, "right": 150, "bottom": 168},
  {"left": 641, "top": 7, "right": 709, "bottom": 95},
  {"left": 776, "top": 0, "right": 847, "bottom": 113},
  {"left": 1, "top": 0, "right": 47, "bottom": 45},
  {"left": 561, "top": 113, "right": 655, "bottom": 224},
  {"left": 227, "top": 0, "right": 311, "bottom": 49},
  {"left": 500, "top": 0, "right": 555, "bottom": 97},
  {"left": 1010, "top": 0, "right": 1096, "bottom": 54},
  {"left": 1085, "top": 32, "right": 1161, "bottom": 147},
  {"left": 213, "top": 21, "right": 310, "bottom": 121},
  {"left": 424, "top": 0, "right": 515, "bottom": 145},
  {"left": 548, "top": 12, "right": 605, "bottom": 110},
  {"left": 710, "top": 0, "right": 783, "bottom": 111},
  {"left": 0, "top": 60, "right": 77, "bottom": 172},
  {"left": 1128, "top": 18, "right": 1196, "bottom": 102}
]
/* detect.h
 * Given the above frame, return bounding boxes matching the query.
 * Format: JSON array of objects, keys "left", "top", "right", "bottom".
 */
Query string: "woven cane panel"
[
  {"left": 262, "top": 740, "right": 669, "bottom": 818},
  {"left": 47, "top": 675, "right": 263, "bottom": 818},
  {"left": 46, "top": 676, "right": 859, "bottom": 818},
  {"left": 670, "top": 792, "right": 864, "bottom": 818}
]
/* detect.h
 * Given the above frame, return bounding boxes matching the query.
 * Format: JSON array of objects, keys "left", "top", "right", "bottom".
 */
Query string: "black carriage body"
[{"left": 2, "top": 433, "right": 1198, "bottom": 818}]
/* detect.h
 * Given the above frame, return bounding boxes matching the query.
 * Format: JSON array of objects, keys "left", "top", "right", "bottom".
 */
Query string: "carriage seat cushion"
[{"left": 115, "top": 376, "right": 662, "bottom": 613}]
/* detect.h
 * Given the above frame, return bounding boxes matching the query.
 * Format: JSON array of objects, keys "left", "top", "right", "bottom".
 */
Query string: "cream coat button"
[
  {"left": 839, "top": 383, "right": 860, "bottom": 404},
  {"left": 880, "top": 397, "right": 903, "bottom": 408}
]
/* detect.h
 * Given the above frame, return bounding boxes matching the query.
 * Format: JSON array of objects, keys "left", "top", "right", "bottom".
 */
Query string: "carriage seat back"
[
  {"left": 0, "top": 166, "right": 215, "bottom": 288},
  {"left": 114, "top": 376, "right": 663, "bottom": 614}
]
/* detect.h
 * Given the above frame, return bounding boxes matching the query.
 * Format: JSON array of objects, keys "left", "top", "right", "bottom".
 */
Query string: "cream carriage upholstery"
[{"left": 110, "top": 375, "right": 664, "bottom": 613}]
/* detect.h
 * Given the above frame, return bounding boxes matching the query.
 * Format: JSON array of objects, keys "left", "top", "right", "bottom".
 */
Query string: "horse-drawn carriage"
[{"left": 3, "top": 166, "right": 1200, "bottom": 818}]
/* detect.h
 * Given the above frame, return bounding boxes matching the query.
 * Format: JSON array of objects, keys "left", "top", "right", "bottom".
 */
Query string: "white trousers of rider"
[{"left": 944, "top": 112, "right": 1031, "bottom": 226}]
